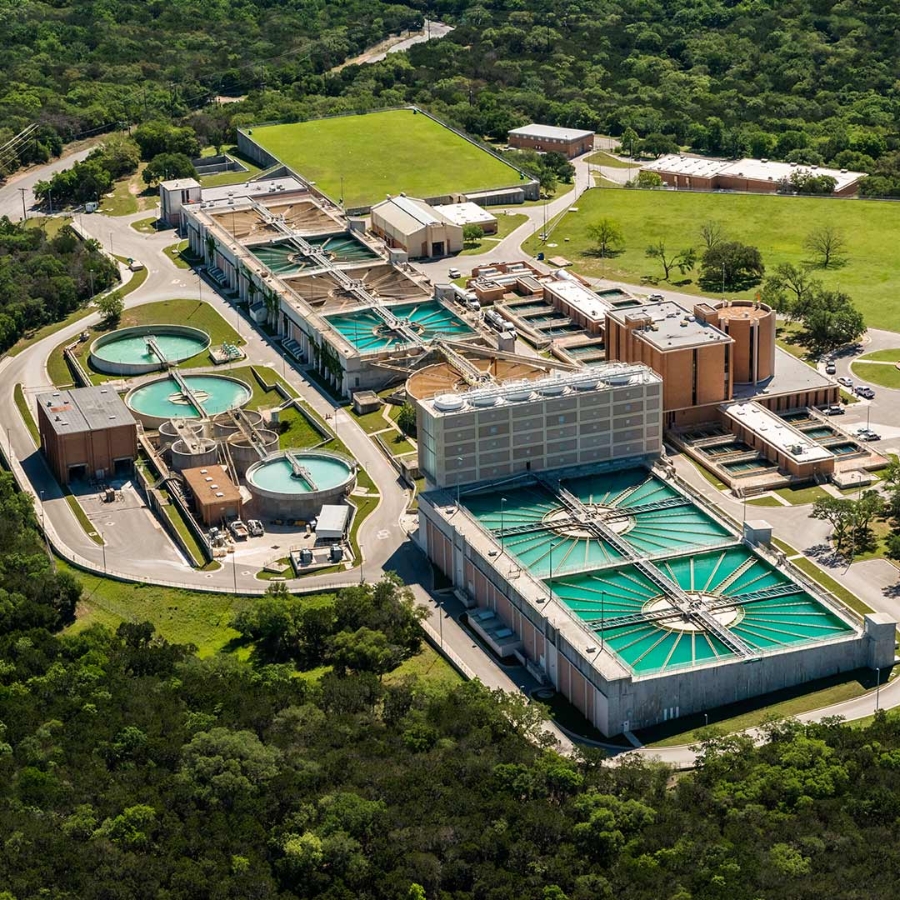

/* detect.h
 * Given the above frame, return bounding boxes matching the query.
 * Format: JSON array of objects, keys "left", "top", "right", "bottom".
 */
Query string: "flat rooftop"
[
  {"left": 643, "top": 154, "right": 866, "bottom": 193},
  {"left": 37, "top": 386, "right": 136, "bottom": 435},
  {"left": 544, "top": 277, "right": 611, "bottom": 322},
  {"left": 433, "top": 201, "right": 497, "bottom": 227},
  {"left": 722, "top": 400, "right": 833, "bottom": 463},
  {"left": 509, "top": 124, "right": 594, "bottom": 141},
  {"left": 197, "top": 177, "right": 307, "bottom": 208},
  {"left": 733, "top": 346, "right": 836, "bottom": 401},
  {"left": 182, "top": 465, "right": 241, "bottom": 504},
  {"left": 422, "top": 364, "right": 661, "bottom": 417},
  {"left": 608, "top": 301, "right": 733, "bottom": 351}
]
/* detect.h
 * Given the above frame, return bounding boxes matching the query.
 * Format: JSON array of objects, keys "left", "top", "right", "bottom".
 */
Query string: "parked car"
[
  {"left": 825, "top": 362, "right": 837, "bottom": 375},
  {"left": 822, "top": 405, "right": 845, "bottom": 416},
  {"left": 228, "top": 519, "right": 249, "bottom": 540},
  {"left": 859, "top": 430, "right": 882, "bottom": 441},
  {"left": 838, "top": 376, "right": 853, "bottom": 387},
  {"left": 648, "top": 293, "right": 665, "bottom": 301},
  {"left": 247, "top": 519, "right": 264, "bottom": 537},
  {"left": 448, "top": 267, "right": 461, "bottom": 278}
]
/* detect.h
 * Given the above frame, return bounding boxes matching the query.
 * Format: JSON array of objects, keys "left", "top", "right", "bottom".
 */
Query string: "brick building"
[
  {"left": 36, "top": 386, "right": 138, "bottom": 485},
  {"left": 507, "top": 124, "right": 594, "bottom": 159}
]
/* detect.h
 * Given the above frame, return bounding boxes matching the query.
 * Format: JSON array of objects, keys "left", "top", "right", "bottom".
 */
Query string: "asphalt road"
[{"left": 4, "top": 149, "right": 900, "bottom": 765}]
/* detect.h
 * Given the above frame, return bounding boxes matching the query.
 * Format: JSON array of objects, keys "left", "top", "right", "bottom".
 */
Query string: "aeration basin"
[
  {"left": 246, "top": 449, "right": 356, "bottom": 520},
  {"left": 90, "top": 325, "right": 210, "bottom": 375},
  {"left": 125, "top": 374, "right": 252, "bottom": 429}
]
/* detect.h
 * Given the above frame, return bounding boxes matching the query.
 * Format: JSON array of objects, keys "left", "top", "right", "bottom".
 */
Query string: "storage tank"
[
  {"left": 170, "top": 437, "right": 219, "bottom": 473},
  {"left": 159, "top": 419, "right": 203, "bottom": 453},
  {"left": 712, "top": 300, "right": 776, "bottom": 384},
  {"left": 226, "top": 428, "right": 280, "bottom": 478},
  {"left": 211, "top": 408, "right": 263, "bottom": 439}
]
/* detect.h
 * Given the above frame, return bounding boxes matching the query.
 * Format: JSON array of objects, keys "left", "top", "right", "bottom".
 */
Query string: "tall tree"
[
  {"left": 645, "top": 242, "right": 696, "bottom": 281},
  {"left": 804, "top": 224, "right": 848, "bottom": 268},
  {"left": 586, "top": 219, "right": 623, "bottom": 258}
]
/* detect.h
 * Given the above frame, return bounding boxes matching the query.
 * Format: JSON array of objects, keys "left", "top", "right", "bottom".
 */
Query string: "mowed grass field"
[
  {"left": 524, "top": 186, "right": 900, "bottom": 330},
  {"left": 248, "top": 110, "right": 523, "bottom": 209}
]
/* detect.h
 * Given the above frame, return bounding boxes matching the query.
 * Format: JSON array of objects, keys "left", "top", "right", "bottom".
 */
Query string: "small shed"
[
  {"left": 352, "top": 390, "right": 382, "bottom": 415},
  {"left": 315, "top": 504, "right": 350, "bottom": 541}
]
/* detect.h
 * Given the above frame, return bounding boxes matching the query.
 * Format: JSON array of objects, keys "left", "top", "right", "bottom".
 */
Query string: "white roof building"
[
  {"left": 508, "top": 124, "right": 595, "bottom": 142},
  {"left": 370, "top": 196, "right": 463, "bottom": 259},
  {"left": 643, "top": 154, "right": 866, "bottom": 195},
  {"left": 433, "top": 201, "right": 498, "bottom": 231}
]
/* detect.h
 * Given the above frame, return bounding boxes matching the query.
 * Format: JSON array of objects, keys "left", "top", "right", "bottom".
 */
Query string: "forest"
[
  {"left": 6, "top": 0, "right": 900, "bottom": 188},
  {"left": 1, "top": 465, "right": 900, "bottom": 899},
  {"left": 0, "top": 218, "right": 119, "bottom": 351}
]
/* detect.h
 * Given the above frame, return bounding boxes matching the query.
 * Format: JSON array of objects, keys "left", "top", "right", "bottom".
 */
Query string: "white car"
[
  {"left": 448, "top": 267, "right": 461, "bottom": 279},
  {"left": 838, "top": 376, "right": 853, "bottom": 387}
]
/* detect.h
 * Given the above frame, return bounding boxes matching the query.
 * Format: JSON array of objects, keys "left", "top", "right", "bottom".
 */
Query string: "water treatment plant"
[{"left": 414, "top": 365, "right": 895, "bottom": 737}]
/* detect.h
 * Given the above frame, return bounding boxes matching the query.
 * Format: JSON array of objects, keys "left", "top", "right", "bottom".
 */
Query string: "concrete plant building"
[
  {"left": 416, "top": 365, "right": 663, "bottom": 488},
  {"left": 159, "top": 178, "right": 201, "bottom": 227},
  {"left": 181, "top": 465, "right": 244, "bottom": 526},
  {"left": 508, "top": 124, "right": 595, "bottom": 158},
  {"left": 640, "top": 155, "right": 866, "bottom": 197},
  {"left": 36, "top": 386, "right": 138, "bottom": 484},
  {"left": 370, "top": 196, "right": 463, "bottom": 258},
  {"left": 413, "top": 364, "right": 895, "bottom": 737}
]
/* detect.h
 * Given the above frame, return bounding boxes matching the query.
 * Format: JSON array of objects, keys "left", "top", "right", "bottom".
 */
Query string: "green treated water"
[
  {"left": 128, "top": 375, "right": 250, "bottom": 418},
  {"left": 325, "top": 301, "right": 473, "bottom": 352},
  {"left": 550, "top": 546, "right": 854, "bottom": 674},
  {"left": 462, "top": 469, "right": 732, "bottom": 575},
  {"left": 248, "top": 455, "right": 352, "bottom": 493},
  {"left": 93, "top": 333, "right": 207, "bottom": 366}
]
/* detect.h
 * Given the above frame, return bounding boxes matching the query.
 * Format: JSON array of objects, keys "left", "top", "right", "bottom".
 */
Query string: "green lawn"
[
  {"left": 775, "top": 484, "right": 831, "bottom": 505},
  {"left": 247, "top": 110, "right": 523, "bottom": 209},
  {"left": 384, "top": 641, "right": 464, "bottom": 695},
  {"left": 65, "top": 493, "right": 103, "bottom": 544},
  {"left": 14, "top": 383, "right": 40, "bottom": 444},
  {"left": 119, "top": 266, "right": 148, "bottom": 299},
  {"left": 584, "top": 150, "right": 640, "bottom": 170},
  {"left": 860, "top": 348, "right": 900, "bottom": 362},
  {"left": 387, "top": 435, "right": 415, "bottom": 456},
  {"left": 63, "top": 559, "right": 250, "bottom": 656},
  {"left": 48, "top": 299, "right": 245, "bottom": 386},
  {"left": 643, "top": 668, "right": 879, "bottom": 747},
  {"left": 746, "top": 495, "right": 783, "bottom": 507},
  {"left": 523, "top": 186, "right": 900, "bottom": 330},
  {"left": 852, "top": 361, "right": 900, "bottom": 389},
  {"left": 460, "top": 213, "right": 529, "bottom": 256},
  {"left": 773, "top": 537, "right": 799, "bottom": 556},
  {"left": 791, "top": 556, "right": 873, "bottom": 615},
  {"left": 351, "top": 407, "right": 392, "bottom": 434},
  {"left": 220, "top": 365, "right": 297, "bottom": 410},
  {"left": 165, "top": 240, "right": 192, "bottom": 269},
  {"left": 130, "top": 217, "right": 160, "bottom": 234},
  {"left": 277, "top": 405, "right": 326, "bottom": 449}
]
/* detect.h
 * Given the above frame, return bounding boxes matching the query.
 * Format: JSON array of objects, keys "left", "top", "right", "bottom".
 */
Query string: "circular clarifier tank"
[
  {"left": 246, "top": 450, "right": 356, "bottom": 520},
  {"left": 125, "top": 374, "right": 251, "bottom": 429},
  {"left": 90, "top": 325, "right": 210, "bottom": 375}
]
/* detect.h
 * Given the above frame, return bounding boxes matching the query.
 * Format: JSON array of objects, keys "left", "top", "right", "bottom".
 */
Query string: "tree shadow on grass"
[{"left": 582, "top": 248, "right": 625, "bottom": 260}]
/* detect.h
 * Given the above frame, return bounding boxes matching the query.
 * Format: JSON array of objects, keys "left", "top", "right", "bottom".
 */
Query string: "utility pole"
[{"left": 18, "top": 187, "right": 27, "bottom": 221}]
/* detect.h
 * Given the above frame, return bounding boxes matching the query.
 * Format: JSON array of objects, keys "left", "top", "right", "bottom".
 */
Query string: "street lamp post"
[
  {"left": 101, "top": 531, "right": 107, "bottom": 574},
  {"left": 877, "top": 667, "right": 882, "bottom": 711},
  {"left": 232, "top": 550, "right": 238, "bottom": 595},
  {"left": 110, "top": 233, "right": 114, "bottom": 258},
  {"left": 704, "top": 712, "right": 709, "bottom": 728}
]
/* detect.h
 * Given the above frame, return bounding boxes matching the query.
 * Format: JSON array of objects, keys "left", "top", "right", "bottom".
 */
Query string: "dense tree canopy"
[
  {"left": 6, "top": 0, "right": 900, "bottom": 191},
  {"left": 0, "top": 217, "right": 119, "bottom": 350}
]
